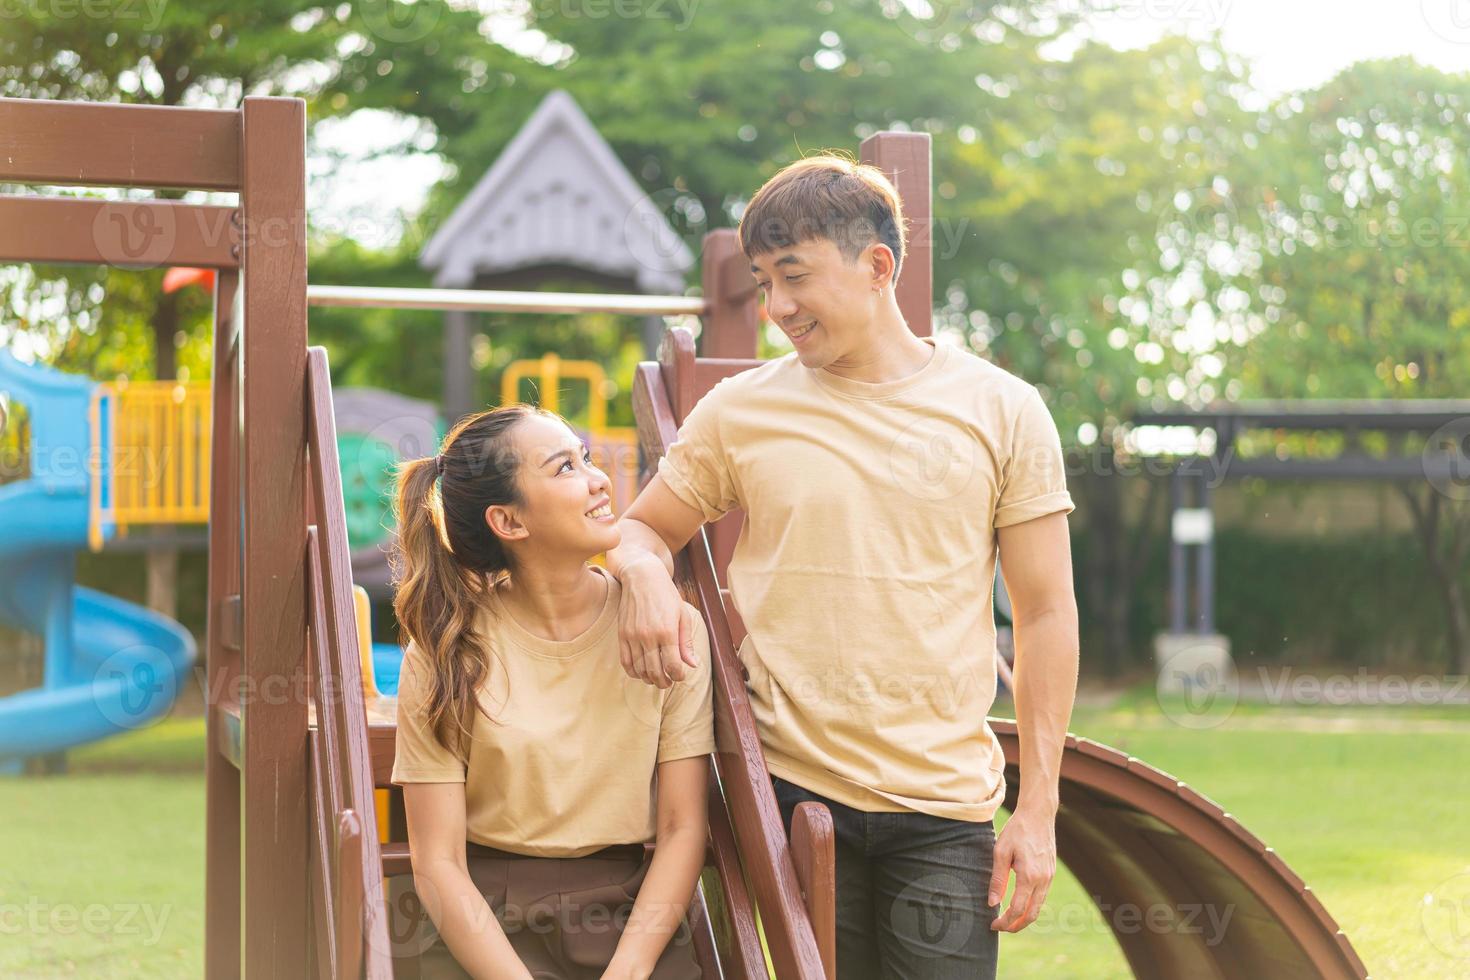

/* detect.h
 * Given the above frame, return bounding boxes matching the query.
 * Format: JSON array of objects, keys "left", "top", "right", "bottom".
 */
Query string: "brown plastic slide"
[{"left": 993, "top": 721, "right": 1366, "bottom": 978}]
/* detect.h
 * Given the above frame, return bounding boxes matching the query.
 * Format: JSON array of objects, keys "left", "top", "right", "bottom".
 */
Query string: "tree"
[
  {"left": 3, "top": 5, "right": 1260, "bottom": 671},
  {"left": 1212, "top": 59, "right": 1470, "bottom": 672},
  {"left": 0, "top": 0, "right": 490, "bottom": 614},
  {"left": 307, "top": 1, "right": 1091, "bottom": 400},
  {"left": 929, "top": 34, "right": 1261, "bottom": 673}
]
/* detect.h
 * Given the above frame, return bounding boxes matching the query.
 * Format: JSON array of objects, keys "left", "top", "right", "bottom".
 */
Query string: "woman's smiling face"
[{"left": 486, "top": 414, "right": 619, "bottom": 559}]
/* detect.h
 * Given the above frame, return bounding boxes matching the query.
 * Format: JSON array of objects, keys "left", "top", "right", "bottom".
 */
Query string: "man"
[{"left": 606, "top": 154, "right": 1079, "bottom": 978}]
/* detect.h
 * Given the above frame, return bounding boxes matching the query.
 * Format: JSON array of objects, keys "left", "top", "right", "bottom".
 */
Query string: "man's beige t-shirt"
[
  {"left": 657, "top": 336, "right": 1074, "bottom": 822},
  {"left": 390, "top": 564, "right": 715, "bottom": 857}
]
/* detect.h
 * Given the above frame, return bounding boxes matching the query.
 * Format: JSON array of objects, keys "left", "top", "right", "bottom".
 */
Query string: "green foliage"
[
  {"left": 1222, "top": 58, "right": 1470, "bottom": 400},
  {"left": 1074, "top": 519, "right": 1470, "bottom": 672},
  {"left": 934, "top": 34, "right": 1259, "bottom": 438},
  {"left": 7, "top": 4, "right": 1470, "bottom": 673}
]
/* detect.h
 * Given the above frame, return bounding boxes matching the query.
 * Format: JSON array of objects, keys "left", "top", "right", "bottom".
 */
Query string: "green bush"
[{"left": 1077, "top": 525, "right": 1467, "bottom": 674}]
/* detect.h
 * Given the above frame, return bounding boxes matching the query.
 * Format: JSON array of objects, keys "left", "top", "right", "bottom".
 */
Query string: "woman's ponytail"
[{"left": 388, "top": 404, "right": 556, "bottom": 757}]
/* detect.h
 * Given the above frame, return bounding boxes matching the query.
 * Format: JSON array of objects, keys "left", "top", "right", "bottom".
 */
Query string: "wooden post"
[
  {"left": 204, "top": 268, "right": 242, "bottom": 979},
  {"left": 239, "top": 95, "right": 311, "bottom": 978},
  {"left": 859, "top": 132, "right": 933, "bottom": 337},
  {"left": 699, "top": 229, "right": 759, "bottom": 358},
  {"left": 442, "top": 309, "right": 475, "bottom": 424}
]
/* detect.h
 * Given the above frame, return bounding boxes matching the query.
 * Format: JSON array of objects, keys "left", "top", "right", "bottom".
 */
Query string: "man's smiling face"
[{"left": 750, "top": 236, "right": 888, "bottom": 369}]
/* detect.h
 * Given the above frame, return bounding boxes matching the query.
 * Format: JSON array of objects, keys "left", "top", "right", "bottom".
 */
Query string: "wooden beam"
[
  {"left": 204, "top": 268, "right": 242, "bottom": 980},
  {"left": 860, "top": 132, "right": 933, "bottom": 337},
  {"left": 634, "top": 345, "right": 828, "bottom": 979},
  {"left": 307, "top": 283, "right": 705, "bottom": 317},
  {"left": 0, "top": 97, "right": 241, "bottom": 191},
  {"left": 239, "top": 95, "right": 310, "bottom": 980},
  {"left": 0, "top": 196, "right": 239, "bottom": 268},
  {"left": 305, "top": 348, "right": 394, "bottom": 977},
  {"left": 789, "top": 802, "right": 837, "bottom": 980}
]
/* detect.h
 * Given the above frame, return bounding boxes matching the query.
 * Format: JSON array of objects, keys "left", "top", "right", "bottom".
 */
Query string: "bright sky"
[{"left": 1079, "top": 0, "right": 1470, "bottom": 95}]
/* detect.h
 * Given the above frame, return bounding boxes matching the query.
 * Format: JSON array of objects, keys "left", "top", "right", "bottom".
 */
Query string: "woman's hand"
[
  {"left": 598, "top": 955, "right": 653, "bottom": 980},
  {"left": 603, "top": 757, "right": 709, "bottom": 976}
]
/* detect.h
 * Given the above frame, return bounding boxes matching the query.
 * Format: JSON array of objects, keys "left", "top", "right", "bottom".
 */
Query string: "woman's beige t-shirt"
[
  {"left": 390, "top": 564, "right": 715, "bottom": 857},
  {"left": 656, "top": 337, "right": 1074, "bottom": 823}
]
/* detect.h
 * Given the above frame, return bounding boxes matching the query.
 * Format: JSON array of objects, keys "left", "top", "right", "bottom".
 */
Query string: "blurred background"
[{"left": 1, "top": 1, "right": 1468, "bottom": 977}]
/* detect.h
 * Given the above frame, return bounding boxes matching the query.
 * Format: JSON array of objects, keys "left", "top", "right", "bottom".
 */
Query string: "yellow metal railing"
[
  {"left": 500, "top": 352, "right": 609, "bottom": 431},
  {"left": 88, "top": 380, "right": 212, "bottom": 551}
]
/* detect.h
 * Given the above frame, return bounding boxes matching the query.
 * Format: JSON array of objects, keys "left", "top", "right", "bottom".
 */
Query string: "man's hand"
[
  {"left": 617, "top": 558, "right": 699, "bottom": 689},
  {"left": 987, "top": 803, "right": 1057, "bottom": 932}
]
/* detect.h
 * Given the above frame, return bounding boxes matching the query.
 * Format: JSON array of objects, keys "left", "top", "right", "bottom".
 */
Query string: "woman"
[{"left": 389, "top": 404, "right": 713, "bottom": 980}]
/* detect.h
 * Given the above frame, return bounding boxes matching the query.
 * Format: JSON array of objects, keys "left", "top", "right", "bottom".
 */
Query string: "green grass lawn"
[
  {"left": 997, "top": 698, "right": 1470, "bottom": 978},
  {"left": 2, "top": 701, "right": 1466, "bottom": 978},
  {"left": 0, "top": 717, "right": 204, "bottom": 979}
]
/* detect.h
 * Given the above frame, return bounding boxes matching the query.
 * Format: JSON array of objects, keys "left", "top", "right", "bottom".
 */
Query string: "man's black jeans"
[{"left": 771, "top": 774, "right": 1000, "bottom": 980}]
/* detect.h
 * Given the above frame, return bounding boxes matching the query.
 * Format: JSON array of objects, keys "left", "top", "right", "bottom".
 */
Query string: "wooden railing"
[
  {"left": 633, "top": 328, "right": 836, "bottom": 980},
  {"left": 304, "top": 346, "right": 393, "bottom": 979}
]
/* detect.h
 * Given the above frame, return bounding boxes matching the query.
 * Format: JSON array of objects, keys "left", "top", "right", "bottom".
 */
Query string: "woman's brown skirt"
[{"left": 413, "top": 841, "right": 703, "bottom": 979}]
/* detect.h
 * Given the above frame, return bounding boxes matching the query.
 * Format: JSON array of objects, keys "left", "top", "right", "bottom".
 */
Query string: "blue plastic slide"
[{"left": 0, "top": 350, "right": 196, "bottom": 767}]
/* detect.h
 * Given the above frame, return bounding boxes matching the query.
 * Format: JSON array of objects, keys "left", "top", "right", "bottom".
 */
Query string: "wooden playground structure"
[{"left": 0, "top": 94, "right": 1368, "bottom": 979}]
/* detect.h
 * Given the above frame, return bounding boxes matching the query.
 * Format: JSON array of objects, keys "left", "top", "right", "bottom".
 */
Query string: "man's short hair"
[{"left": 738, "top": 153, "right": 907, "bottom": 285}]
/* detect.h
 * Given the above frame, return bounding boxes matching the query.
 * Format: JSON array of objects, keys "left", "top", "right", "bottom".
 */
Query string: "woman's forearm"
[
  {"left": 605, "top": 825, "right": 707, "bottom": 977},
  {"left": 416, "top": 860, "right": 533, "bottom": 980}
]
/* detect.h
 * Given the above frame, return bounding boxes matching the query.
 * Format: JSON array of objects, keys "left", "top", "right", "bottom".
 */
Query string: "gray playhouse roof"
[{"left": 420, "top": 89, "right": 693, "bottom": 295}]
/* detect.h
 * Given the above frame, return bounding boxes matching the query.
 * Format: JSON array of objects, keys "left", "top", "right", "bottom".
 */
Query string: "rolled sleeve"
[
  {"left": 993, "top": 385, "right": 1076, "bottom": 528},
  {"left": 656, "top": 380, "right": 740, "bottom": 524},
  {"left": 656, "top": 606, "right": 716, "bottom": 763}
]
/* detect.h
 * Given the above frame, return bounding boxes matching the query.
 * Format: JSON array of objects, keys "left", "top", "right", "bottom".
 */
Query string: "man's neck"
[{"left": 821, "top": 315, "right": 934, "bottom": 385}]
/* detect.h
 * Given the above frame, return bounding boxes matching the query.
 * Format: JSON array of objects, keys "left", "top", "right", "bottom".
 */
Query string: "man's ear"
[
  {"left": 865, "top": 240, "right": 896, "bottom": 290},
  {"left": 485, "top": 503, "right": 529, "bottom": 543}
]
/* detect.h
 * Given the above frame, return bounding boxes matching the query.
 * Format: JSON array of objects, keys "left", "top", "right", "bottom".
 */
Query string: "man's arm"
[
  {"left": 607, "top": 474, "right": 708, "bottom": 688},
  {"left": 987, "top": 509, "right": 1079, "bottom": 933}
]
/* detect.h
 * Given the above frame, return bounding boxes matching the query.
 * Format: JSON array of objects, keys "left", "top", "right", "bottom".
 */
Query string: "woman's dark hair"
[{"left": 388, "top": 403, "right": 560, "bottom": 757}]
